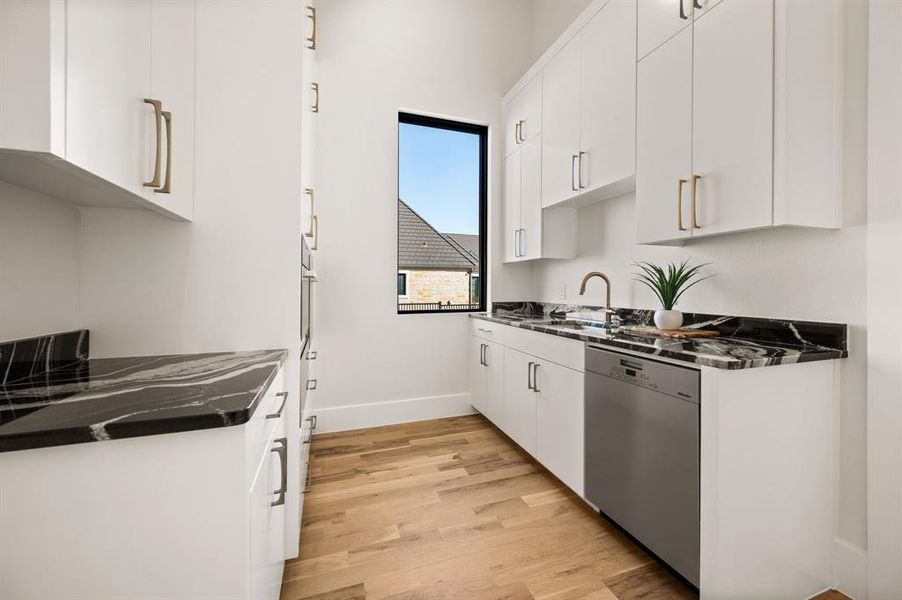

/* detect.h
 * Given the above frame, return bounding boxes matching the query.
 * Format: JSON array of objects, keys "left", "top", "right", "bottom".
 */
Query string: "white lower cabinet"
[
  {"left": 0, "top": 365, "right": 292, "bottom": 600},
  {"left": 469, "top": 335, "right": 504, "bottom": 427},
  {"left": 503, "top": 347, "right": 538, "bottom": 456},
  {"left": 534, "top": 360, "right": 584, "bottom": 496},
  {"left": 470, "top": 323, "right": 585, "bottom": 496}
]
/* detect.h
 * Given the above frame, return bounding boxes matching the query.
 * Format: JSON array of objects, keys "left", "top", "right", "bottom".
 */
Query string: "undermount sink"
[{"left": 540, "top": 319, "right": 612, "bottom": 332}]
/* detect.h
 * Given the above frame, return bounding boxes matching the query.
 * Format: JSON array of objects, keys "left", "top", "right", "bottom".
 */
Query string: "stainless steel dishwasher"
[{"left": 585, "top": 345, "right": 700, "bottom": 587}]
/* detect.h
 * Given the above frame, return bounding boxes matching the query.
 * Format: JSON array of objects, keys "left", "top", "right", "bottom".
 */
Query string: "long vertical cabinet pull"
[
  {"left": 678, "top": 0, "right": 688, "bottom": 19},
  {"left": 571, "top": 155, "right": 579, "bottom": 191},
  {"left": 527, "top": 361, "right": 535, "bottom": 390},
  {"left": 578, "top": 151, "right": 587, "bottom": 189},
  {"left": 519, "top": 228, "right": 526, "bottom": 258},
  {"left": 531, "top": 363, "right": 540, "bottom": 393},
  {"left": 311, "top": 83, "right": 320, "bottom": 113},
  {"left": 305, "top": 5, "right": 317, "bottom": 50},
  {"left": 155, "top": 111, "right": 173, "bottom": 194},
  {"left": 305, "top": 188, "right": 315, "bottom": 235},
  {"left": 310, "top": 216, "right": 318, "bottom": 250},
  {"left": 677, "top": 179, "right": 688, "bottom": 231},
  {"left": 515, "top": 122, "right": 522, "bottom": 145},
  {"left": 143, "top": 99, "right": 163, "bottom": 188},
  {"left": 691, "top": 175, "right": 702, "bottom": 229},
  {"left": 514, "top": 229, "right": 520, "bottom": 257},
  {"left": 270, "top": 438, "right": 288, "bottom": 507}
]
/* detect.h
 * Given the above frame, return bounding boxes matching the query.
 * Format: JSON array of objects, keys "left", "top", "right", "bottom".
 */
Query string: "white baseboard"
[
  {"left": 310, "top": 392, "right": 475, "bottom": 433},
  {"left": 835, "top": 538, "right": 868, "bottom": 600}
]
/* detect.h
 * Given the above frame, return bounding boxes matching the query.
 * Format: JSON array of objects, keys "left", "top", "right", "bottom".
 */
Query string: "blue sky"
[{"left": 398, "top": 122, "right": 479, "bottom": 235}]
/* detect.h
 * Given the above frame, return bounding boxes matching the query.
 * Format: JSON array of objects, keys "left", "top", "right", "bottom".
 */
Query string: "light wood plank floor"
[{"left": 281, "top": 415, "right": 849, "bottom": 600}]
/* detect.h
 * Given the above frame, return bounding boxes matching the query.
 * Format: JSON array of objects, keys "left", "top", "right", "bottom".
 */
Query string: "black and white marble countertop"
[
  {"left": 474, "top": 302, "right": 848, "bottom": 370},
  {"left": 0, "top": 330, "right": 288, "bottom": 453}
]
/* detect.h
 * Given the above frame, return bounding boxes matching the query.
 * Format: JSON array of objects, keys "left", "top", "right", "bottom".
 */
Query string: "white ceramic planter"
[{"left": 654, "top": 309, "right": 683, "bottom": 330}]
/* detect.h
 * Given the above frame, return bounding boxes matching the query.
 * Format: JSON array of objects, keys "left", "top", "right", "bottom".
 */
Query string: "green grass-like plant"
[{"left": 634, "top": 260, "right": 713, "bottom": 311}]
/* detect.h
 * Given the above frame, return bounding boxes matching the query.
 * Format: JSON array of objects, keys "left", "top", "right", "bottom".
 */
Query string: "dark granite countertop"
[
  {"left": 474, "top": 302, "right": 848, "bottom": 370},
  {"left": 0, "top": 330, "right": 288, "bottom": 453}
]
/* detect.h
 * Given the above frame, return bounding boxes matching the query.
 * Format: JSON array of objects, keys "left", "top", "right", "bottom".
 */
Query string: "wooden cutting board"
[{"left": 622, "top": 326, "right": 720, "bottom": 339}]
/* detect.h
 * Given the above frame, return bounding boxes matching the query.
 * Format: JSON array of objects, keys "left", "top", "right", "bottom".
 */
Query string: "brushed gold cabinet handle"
[
  {"left": 306, "top": 5, "right": 317, "bottom": 50},
  {"left": 309, "top": 215, "right": 318, "bottom": 250},
  {"left": 691, "top": 174, "right": 701, "bottom": 229},
  {"left": 311, "top": 82, "right": 320, "bottom": 113},
  {"left": 578, "top": 151, "right": 587, "bottom": 189},
  {"left": 571, "top": 154, "right": 579, "bottom": 191},
  {"left": 143, "top": 98, "right": 163, "bottom": 188},
  {"left": 155, "top": 110, "right": 172, "bottom": 194},
  {"left": 677, "top": 178, "right": 688, "bottom": 231},
  {"left": 304, "top": 188, "right": 315, "bottom": 235}
]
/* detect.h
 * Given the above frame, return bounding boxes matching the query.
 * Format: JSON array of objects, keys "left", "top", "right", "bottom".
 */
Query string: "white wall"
[
  {"left": 867, "top": 1, "right": 902, "bottom": 597},
  {"left": 0, "top": 181, "right": 81, "bottom": 340},
  {"left": 530, "top": 0, "right": 591, "bottom": 61},
  {"left": 309, "top": 0, "right": 536, "bottom": 430}
]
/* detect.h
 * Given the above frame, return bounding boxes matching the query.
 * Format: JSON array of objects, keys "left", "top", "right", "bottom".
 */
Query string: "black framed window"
[{"left": 397, "top": 112, "right": 487, "bottom": 314}]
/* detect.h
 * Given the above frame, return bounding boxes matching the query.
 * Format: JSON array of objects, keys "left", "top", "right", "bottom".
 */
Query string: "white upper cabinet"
[
  {"left": 0, "top": 0, "right": 195, "bottom": 221},
  {"left": 638, "top": 0, "right": 692, "bottom": 60},
  {"left": 504, "top": 75, "right": 541, "bottom": 158},
  {"left": 519, "top": 136, "right": 543, "bottom": 261},
  {"left": 636, "top": 26, "right": 692, "bottom": 244},
  {"left": 579, "top": 0, "right": 636, "bottom": 200},
  {"left": 540, "top": 38, "right": 581, "bottom": 208},
  {"left": 637, "top": 0, "right": 846, "bottom": 245},
  {"left": 146, "top": 0, "right": 196, "bottom": 220},
  {"left": 542, "top": 0, "right": 637, "bottom": 210},
  {"left": 691, "top": 0, "right": 772, "bottom": 237},
  {"left": 503, "top": 151, "right": 522, "bottom": 263},
  {"left": 301, "top": 0, "right": 317, "bottom": 245},
  {"left": 66, "top": 0, "right": 152, "bottom": 201}
]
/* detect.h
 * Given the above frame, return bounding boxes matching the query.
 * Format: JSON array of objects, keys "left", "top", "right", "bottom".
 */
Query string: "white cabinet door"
[
  {"left": 636, "top": 26, "right": 692, "bottom": 244},
  {"left": 483, "top": 340, "right": 505, "bottom": 428},
  {"left": 519, "top": 136, "right": 542, "bottom": 261},
  {"left": 503, "top": 150, "right": 522, "bottom": 263},
  {"left": 580, "top": 0, "right": 636, "bottom": 195},
  {"left": 301, "top": 1, "right": 317, "bottom": 241},
  {"left": 519, "top": 74, "right": 542, "bottom": 143},
  {"left": 469, "top": 336, "right": 488, "bottom": 415},
  {"left": 249, "top": 431, "right": 287, "bottom": 600},
  {"left": 541, "top": 38, "right": 581, "bottom": 208},
  {"left": 535, "top": 361, "right": 585, "bottom": 496},
  {"left": 66, "top": 0, "right": 152, "bottom": 199},
  {"left": 503, "top": 94, "right": 521, "bottom": 158},
  {"left": 147, "top": 0, "right": 195, "bottom": 220},
  {"left": 638, "top": 0, "right": 691, "bottom": 60},
  {"left": 503, "top": 347, "right": 537, "bottom": 456},
  {"left": 691, "top": 0, "right": 773, "bottom": 237}
]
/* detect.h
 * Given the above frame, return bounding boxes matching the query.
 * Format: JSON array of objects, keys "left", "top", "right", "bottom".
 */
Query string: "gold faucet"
[{"left": 579, "top": 271, "right": 612, "bottom": 325}]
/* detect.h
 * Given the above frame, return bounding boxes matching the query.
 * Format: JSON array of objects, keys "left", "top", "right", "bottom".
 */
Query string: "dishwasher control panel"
[{"left": 586, "top": 346, "right": 700, "bottom": 403}]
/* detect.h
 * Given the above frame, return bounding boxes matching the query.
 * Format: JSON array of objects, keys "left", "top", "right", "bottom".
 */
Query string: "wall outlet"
[{"left": 558, "top": 283, "right": 567, "bottom": 301}]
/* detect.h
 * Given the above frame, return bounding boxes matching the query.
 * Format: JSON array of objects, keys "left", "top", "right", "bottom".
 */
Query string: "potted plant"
[{"left": 634, "top": 260, "right": 713, "bottom": 330}]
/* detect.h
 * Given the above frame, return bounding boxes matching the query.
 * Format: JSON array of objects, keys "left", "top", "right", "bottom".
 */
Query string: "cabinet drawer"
[
  {"left": 245, "top": 365, "right": 287, "bottom": 483},
  {"left": 471, "top": 319, "right": 505, "bottom": 342},
  {"left": 503, "top": 326, "right": 585, "bottom": 372}
]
